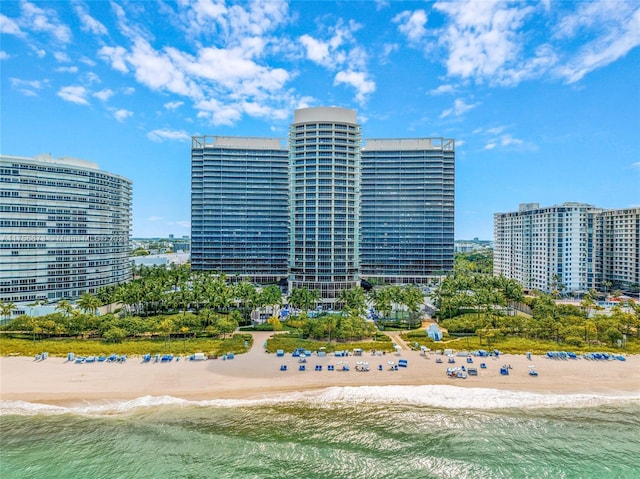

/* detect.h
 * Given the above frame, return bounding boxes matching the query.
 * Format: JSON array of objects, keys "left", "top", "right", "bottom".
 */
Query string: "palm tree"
[
  {"left": 76, "top": 293, "right": 101, "bottom": 316},
  {"left": 1, "top": 302, "right": 17, "bottom": 324},
  {"left": 55, "top": 299, "right": 73, "bottom": 318},
  {"left": 338, "top": 286, "right": 367, "bottom": 317}
]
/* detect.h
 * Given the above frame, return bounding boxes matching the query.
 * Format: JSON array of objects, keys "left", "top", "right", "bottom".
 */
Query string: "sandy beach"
[{"left": 1, "top": 332, "right": 638, "bottom": 406}]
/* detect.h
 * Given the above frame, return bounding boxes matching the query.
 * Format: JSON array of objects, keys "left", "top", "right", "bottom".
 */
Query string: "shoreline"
[{"left": 2, "top": 333, "right": 639, "bottom": 408}]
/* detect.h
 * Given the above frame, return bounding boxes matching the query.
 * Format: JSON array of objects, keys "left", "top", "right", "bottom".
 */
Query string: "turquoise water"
[{"left": 2, "top": 387, "right": 639, "bottom": 479}]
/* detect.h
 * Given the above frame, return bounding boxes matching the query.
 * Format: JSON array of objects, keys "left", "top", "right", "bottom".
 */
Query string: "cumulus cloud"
[
  {"left": 434, "top": 0, "right": 534, "bottom": 85},
  {"left": 334, "top": 71, "right": 376, "bottom": 104},
  {"left": 98, "top": 45, "right": 129, "bottom": 72},
  {"left": 74, "top": 4, "right": 108, "bottom": 36},
  {"left": 484, "top": 134, "right": 531, "bottom": 151},
  {"left": 0, "top": 51, "right": 9, "bottom": 60},
  {"left": 557, "top": 5, "right": 640, "bottom": 83},
  {"left": 147, "top": 128, "right": 191, "bottom": 142},
  {"left": 56, "top": 66, "right": 78, "bottom": 73},
  {"left": 429, "top": 84, "right": 456, "bottom": 95},
  {"left": 10, "top": 78, "right": 44, "bottom": 96},
  {"left": 164, "top": 101, "right": 184, "bottom": 110},
  {"left": 57, "top": 85, "right": 89, "bottom": 105},
  {"left": 20, "top": 1, "right": 72, "bottom": 43},
  {"left": 393, "top": 9, "right": 428, "bottom": 43},
  {"left": 111, "top": 108, "right": 133, "bottom": 122},
  {"left": 440, "top": 98, "right": 479, "bottom": 118},
  {"left": 93, "top": 89, "right": 114, "bottom": 101},
  {"left": 0, "top": 14, "right": 22, "bottom": 35}
]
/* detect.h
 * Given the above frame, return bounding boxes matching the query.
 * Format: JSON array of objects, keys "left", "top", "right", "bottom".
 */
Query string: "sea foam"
[{"left": 2, "top": 386, "right": 639, "bottom": 416}]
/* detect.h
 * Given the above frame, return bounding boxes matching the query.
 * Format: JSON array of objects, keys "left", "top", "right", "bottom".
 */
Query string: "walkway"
[{"left": 382, "top": 331, "right": 411, "bottom": 351}]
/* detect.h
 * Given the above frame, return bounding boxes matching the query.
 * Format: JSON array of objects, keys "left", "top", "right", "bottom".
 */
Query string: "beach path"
[{"left": 383, "top": 331, "right": 411, "bottom": 350}]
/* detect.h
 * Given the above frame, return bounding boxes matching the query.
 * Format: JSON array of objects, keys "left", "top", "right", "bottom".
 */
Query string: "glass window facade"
[
  {"left": 360, "top": 139, "right": 455, "bottom": 282},
  {"left": 0, "top": 154, "right": 132, "bottom": 303},
  {"left": 191, "top": 110, "right": 456, "bottom": 301},
  {"left": 288, "top": 108, "right": 362, "bottom": 301},
  {"left": 191, "top": 136, "right": 289, "bottom": 282}
]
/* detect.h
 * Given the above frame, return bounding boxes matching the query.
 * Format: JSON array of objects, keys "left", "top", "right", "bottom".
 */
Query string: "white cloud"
[
  {"left": 173, "top": 221, "right": 191, "bottom": 229},
  {"left": 147, "top": 128, "right": 191, "bottom": 142},
  {"left": 631, "top": 162, "right": 640, "bottom": 169},
  {"left": 147, "top": 216, "right": 164, "bottom": 222},
  {"left": 0, "top": 51, "right": 10, "bottom": 60},
  {"left": 123, "top": 39, "right": 201, "bottom": 97},
  {"left": 98, "top": 45, "right": 129, "bottom": 73},
  {"left": 164, "top": 101, "right": 184, "bottom": 110},
  {"left": 196, "top": 99, "right": 242, "bottom": 126},
  {"left": 434, "top": 0, "right": 534, "bottom": 85},
  {"left": 20, "top": 1, "right": 72, "bottom": 43},
  {"left": 484, "top": 134, "right": 526, "bottom": 150},
  {"left": 56, "top": 66, "right": 78, "bottom": 73},
  {"left": 300, "top": 34, "right": 332, "bottom": 66},
  {"left": 57, "top": 85, "right": 89, "bottom": 105},
  {"left": 10, "top": 78, "right": 43, "bottom": 96},
  {"left": 429, "top": 84, "right": 455, "bottom": 95},
  {"left": 53, "top": 51, "right": 70, "bottom": 62},
  {"left": 440, "top": 98, "right": 479, "bottom": 118},
  {"left": 111, "top": 108, "right": 133, "bottom": 122},
  {"left": 557, "top": 6, "right": 640, "bottom": 83},
  {"left": 0, "top": 14, "right": 22, "bottom": 35},
  {"left": 74, "top": 4, "right": 108, "bottom": 36},
  {"left": 334, "top": 70, "right": 376, "bottom": 104},
  {"left": 94, "top": 89, "right": 114, "bottom": 101},
  {"left": 393, "top": 10, "right": 428, "bottom": 43},
  {"left": 299, "top": 20, "right": 362, "bottom": 69}
]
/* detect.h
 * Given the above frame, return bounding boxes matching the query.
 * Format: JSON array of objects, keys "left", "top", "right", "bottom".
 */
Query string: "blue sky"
[{"left": 1, "top": 0, "right": 639, "bottom": 240}]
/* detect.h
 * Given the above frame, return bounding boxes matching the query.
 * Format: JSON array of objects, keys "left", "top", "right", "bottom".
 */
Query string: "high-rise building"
[
  {"left": 494, "top": 202, "right": 639, "bottom": 294},
  {"left": 190, "top": 136, "right": 289, "bottom": 283},
  {"left": 288, "top": 107, "right": 362, "bottom": 302},
  {"left": 191, "top": 107, "right": 456, "bottom": 303},
  {"left": 0, "top": 154, "right": 132, "bottom": 303},
  {"left": 596, "top": 207, "right": 640, "bottom": 291},
  {"left": 360, "top": 138, "right": 455, "bottom": 283}
]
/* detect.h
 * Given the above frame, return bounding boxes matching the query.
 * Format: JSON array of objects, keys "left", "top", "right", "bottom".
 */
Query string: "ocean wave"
[{"left": 2, "top": 386, "right": 639, "bottom": 416}]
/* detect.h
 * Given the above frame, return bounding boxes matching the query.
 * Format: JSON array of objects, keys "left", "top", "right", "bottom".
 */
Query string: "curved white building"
[
  {"left": 288, "top": 107, "right": 362, "bottom": 302},
  {"left": 0, "top": 154, "right": 132, "bottom": 303}
]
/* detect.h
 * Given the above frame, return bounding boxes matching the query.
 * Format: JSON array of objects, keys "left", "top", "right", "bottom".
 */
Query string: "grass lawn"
[
  {"left": 0, "top": 334, "right": 253, "bottom": 358},
  {"left": 400, "top": 330, "right": 640, "bottom": 355},
  {"left": 265, "top": 333, "right": 393, "bottom": 354}
]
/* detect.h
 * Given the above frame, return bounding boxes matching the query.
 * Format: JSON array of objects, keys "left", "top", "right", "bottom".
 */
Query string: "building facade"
[
  {"left": 288, "top": 107, "right": 362, "bottom": 301},
  {"left": 360, "top": 138, "right": 455, "bottom": 283},
  {"left": 596, "top": 207, "right": 640, "bottom": 292},
  {"left": 494, "top": 202, "right": 639, "bottom": 294},
  {"left": 191, "top": 107, "right": 456, "bottom": 302},
  {"left": 190, "top": 136, "right": 289, "bottom": 283},
  {"left": 0, "top": 154, "right": 132, "bottom": 303}
]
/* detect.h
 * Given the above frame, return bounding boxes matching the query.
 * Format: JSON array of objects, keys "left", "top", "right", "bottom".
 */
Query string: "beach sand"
[{"left": 1, "top": 332, "right": 639, "bottom": 406}]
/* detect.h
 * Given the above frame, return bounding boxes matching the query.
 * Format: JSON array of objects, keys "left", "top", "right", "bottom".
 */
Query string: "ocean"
[{"left": 1, "top": 386, "right": 639, "bottom": 479}]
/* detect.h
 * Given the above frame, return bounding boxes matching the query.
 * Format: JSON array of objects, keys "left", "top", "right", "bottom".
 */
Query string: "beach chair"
[
  {"left": 280, "top": 364, "right": 287, "bottom": 371},
  {"left": 299, "top": 364, "right": 306, "bottom": 371}
]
